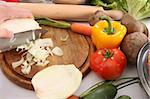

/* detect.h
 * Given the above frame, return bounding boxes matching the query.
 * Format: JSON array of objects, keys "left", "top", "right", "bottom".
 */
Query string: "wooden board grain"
[{"left": 0, "top": 26, "right": 95, "bottom": 90}]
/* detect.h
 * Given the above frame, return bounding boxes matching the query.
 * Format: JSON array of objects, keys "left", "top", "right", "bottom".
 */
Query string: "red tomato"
[
  {"left": 67, "top": 95, "right": 79, "bottom": 99},
  {"left": 2, "top": 0, "right": 19, "bottom": 2},
  {"left": 90, "top": 48, "right": 127, "bottom": 80}
]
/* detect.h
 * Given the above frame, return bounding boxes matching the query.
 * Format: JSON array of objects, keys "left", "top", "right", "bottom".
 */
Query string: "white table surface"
[{"left": 1, "top": 19, "right": 150, "bottom": 99}]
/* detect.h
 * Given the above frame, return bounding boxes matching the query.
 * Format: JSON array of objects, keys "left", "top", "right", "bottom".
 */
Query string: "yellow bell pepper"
[{"left": 91, "top": 16, "right": 126, "bottom": 49}]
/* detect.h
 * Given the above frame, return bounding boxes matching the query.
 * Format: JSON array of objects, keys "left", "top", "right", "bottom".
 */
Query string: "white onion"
[
  {"left": 28, "top": 45, "right": 49, "bottom": 60},
  {"left": 35, "top": 38, "right": 54, "bottom": 48},
  {"left": 0, "top": 18, "right": 41, "bottom": 33},
  {"left": 32, "top": 64, "right": 82, "bottom": 99},
  {"left": 52, "top": 46, "right": 63, "bottom": 56},
  {"left": 21, "top": 65, "right": 31, "bottom": 75},
  {"left": 12, "top": 57, "right": 24, "bottom": 69}
]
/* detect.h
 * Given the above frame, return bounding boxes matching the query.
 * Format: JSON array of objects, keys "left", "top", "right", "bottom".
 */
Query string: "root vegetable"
[
  {"left": 89, "top": 10, "right": 124, "bottom": 26},
  {"left": 121, "top": 32, "right": 148, "bottom": 64},
  {"left": 121, "top": 14, "right": 146, "bottom": 34},
  {"left": 103, "top": 10, "right": 124, "bottom": 20},
  {"left": 141, "top": 22, "right": 149, "bottom": 37},
  {"left": 71, "top": 23, "right": 92, "bottom": 36},
  {"left": 89, "top": 10, "right": 110, "bottom": 26}
]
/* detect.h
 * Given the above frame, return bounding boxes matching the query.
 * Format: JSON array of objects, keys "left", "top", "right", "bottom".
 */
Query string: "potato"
[
  {"left": 89, "top": 10, "right": 109, "bottom": 26},
  {"left": 121, "top": 14, "right": 145, "bottom": 34},
  {"left": 89, "top": 10, "right": 124, "bottom": 26},
  {"left": 121, "top": 32, "right": 148, "bottom": 64},
  {"left": 141, "top": 22, "right": 149, "bottom": 37}
]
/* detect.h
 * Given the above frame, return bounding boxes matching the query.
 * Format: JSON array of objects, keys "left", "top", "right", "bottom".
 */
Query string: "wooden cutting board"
[{"left": 0, "top": 26, "right": 95, "bottom": 90}]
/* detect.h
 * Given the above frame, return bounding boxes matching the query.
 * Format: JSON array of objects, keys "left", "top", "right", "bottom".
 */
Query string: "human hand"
[{"left": 0, "top": 1, "right": 33, "bottom": 38}]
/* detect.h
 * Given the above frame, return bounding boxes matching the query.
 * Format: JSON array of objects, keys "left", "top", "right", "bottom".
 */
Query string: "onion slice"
[
  {"left": 12, "top": 57, "right": 24, "bottom": 69},
  {"left": 52, "top": 46, "right": 63, "bottom": 56},
  {"left": 32, "top": 64, "right": 82, "bottom": 99}
]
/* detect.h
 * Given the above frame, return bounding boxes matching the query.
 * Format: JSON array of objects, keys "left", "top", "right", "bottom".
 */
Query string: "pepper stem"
[{"left": 99, "top": 16, "right": 115, "bottom": 35}]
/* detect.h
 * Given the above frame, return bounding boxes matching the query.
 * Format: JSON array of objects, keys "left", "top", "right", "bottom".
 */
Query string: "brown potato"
[
  {"left": 121, "top": 14, "right": 145, "bottom": 34},
  {"left": 89, "top": 10, "right": 109, "bottom": 26},
  {"left": 141, "top": 22, "right": 149, "bottom": 37},
  {"left": 121, "top": 32, "right": 148, "bottom": 64},
  {"left": 89, "top": 10, "right": 123, "bottom": 26}
]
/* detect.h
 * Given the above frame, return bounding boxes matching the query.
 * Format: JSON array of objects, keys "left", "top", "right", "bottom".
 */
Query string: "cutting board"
[{"left": 0, "top": 26, "right": 95, "bottom": 90}]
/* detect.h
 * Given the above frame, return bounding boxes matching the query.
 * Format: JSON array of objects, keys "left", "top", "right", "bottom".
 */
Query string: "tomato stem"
[{"left": 104, "top": 49, "right": 114, "bottom": 58}]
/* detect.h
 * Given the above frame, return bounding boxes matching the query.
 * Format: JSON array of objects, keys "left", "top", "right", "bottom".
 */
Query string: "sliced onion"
[
  {"left": 60, "top": 34, "right": 69, "bottom": 42},
  {"left": 21, "top": 65, "right": 31, "bottom": 75},
  {"left": 36, "top": 60, "right": 49, "bottom": 67},
  {"left": 35, "top": 38, "right": 54, "bottom": 48},
  {"left": 31, "top": 64, "right": 82, "bottom": 99},
  {"left": 45, "top": 47, "right": 53, "bottom": 56},
  {"left": 32, "top": 31, "right": 36, "bottom": 41},
  {"left": 28, "top": 45, "right": 49, "bottom": 60},
  {"left": 52, "top": 46, "right": 63, "bottom": 56},
  {"left": 26, "top": 52, "right": 33, "bottom": 62},
  {"left": 12, "top": 57, "right": 24, "bottom": 69}
]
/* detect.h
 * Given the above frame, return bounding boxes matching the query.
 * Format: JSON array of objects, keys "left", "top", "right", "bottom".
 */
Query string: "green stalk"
[
  {"left": 99, "top": 16, "right": 115, "bottom": 35},
  {"left": 35, "top": 17, "right": 71, "bottom": 29}
]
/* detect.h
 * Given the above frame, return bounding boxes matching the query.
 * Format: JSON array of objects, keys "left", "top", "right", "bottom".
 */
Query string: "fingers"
[
  {"left": 10, "top": 7, "right": 34, "bottom": 19},
  {"left": 0, "top": 28, "right": 14, "bottom": 39}
]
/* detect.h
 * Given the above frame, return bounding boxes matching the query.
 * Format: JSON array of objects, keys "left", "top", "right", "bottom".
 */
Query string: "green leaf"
[
  {"left": 136, "top": 0, "right": 150, "bottom": 20},
  {"left": 126, "top": 0, "right": 148, "bottom": 18}
]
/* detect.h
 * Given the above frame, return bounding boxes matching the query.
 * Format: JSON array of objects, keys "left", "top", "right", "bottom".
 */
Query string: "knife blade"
[{"left": 0, "top": 29, "right": 47, "bottom": 53}]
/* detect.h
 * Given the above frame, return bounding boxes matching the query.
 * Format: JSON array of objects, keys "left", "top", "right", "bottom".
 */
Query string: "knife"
[{"left": 0, "top": 29, "right": 47, "bottom": 53}]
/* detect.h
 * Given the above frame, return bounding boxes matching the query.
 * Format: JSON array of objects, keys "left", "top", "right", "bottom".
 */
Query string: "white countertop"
[
  {"left": 0, "top": 19, "right": 150, "bottom": 99},
  {"left": 0, "top": 65, "right": 149, "bottom": 99}
]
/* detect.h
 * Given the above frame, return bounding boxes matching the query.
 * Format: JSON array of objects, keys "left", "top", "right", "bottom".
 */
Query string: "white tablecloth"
[{"left": 0, "top": 65, "right": 149, "bottom": 99}]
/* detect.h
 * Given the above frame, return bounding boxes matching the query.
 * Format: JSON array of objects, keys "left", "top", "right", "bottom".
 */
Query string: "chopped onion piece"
[
  {"left": 26, "top": 53, "right": 33, "bottom": 62},
  {"left": 16, "top": 44, "right": 27, "bottom": 52},
  {"left": 12, "top": 57, "right": 24, "bottom": 69},
  {"left": 32, "top": 31, "right": 36, "bottom": 41},
  {"left": 28, "top": 45, "right": 49, "bottom": 60},
  {"left": 21, "top": 65, "right": 31, "bottom": 75},
  {"left": 36, "top": 60, "right": 49, "bottom": 67},
  {"left": 52, "top": 46, "right": 63, "bottom": 56},
  {"left": 60, "top": 34, "right": 69, "bottom": 42},
  {"left": 35, "top": 38, "right": 54, "bottom": 48},
  {"left": 46, "top": 47, "right": 53, "bottom": 56},
  {"left": 26, "top": 38, "right": 30, "bottom": 44},
  {"left": 22, "top": 61, "right": 28, "bottom": 67},
  {"left": 29, "top": 61, "right": 35, "bottom": 66}
]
